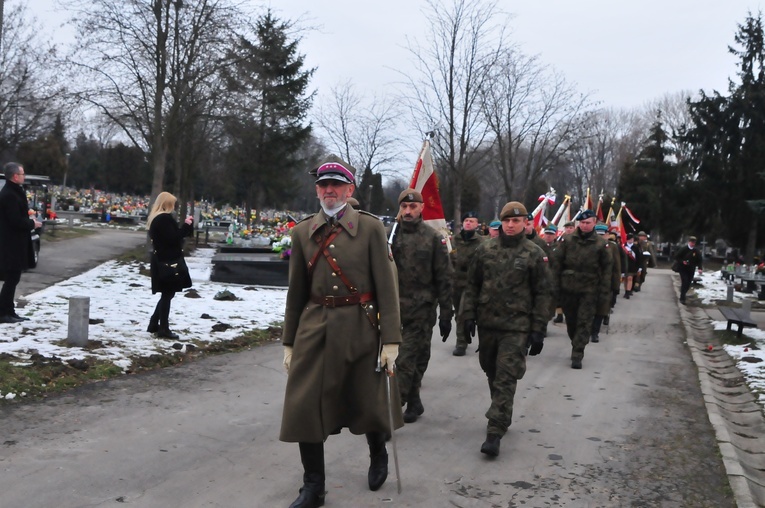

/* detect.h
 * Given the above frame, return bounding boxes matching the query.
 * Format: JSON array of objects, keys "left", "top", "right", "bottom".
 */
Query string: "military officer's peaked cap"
[
  {"left": 594, "top": 223, "right": 608, "bottom": 234},
  {"left": 398, "top": 188, "right": 423, "bottom": 204},
  {"left": 311, "top": 154, "right": 356, "bottom": 185},
  {"left": 544, "top": 224, "right": 558, "bottom": 234},
  {"left": 489, "top": 220, "right": 501, "bottom": 229},
  {"left": 563, "top": 221, "right": 575, "bottom": 228},
  {"left": 689, "top": 235, "right": 698, "bottom": 242},
  {"left": 637, "top": 231, "right": 647, "bottom": 236},
  {"left": 576, "top": 209, "right": 596, "bottom": 220},
  {"left": 499, "top": 201, "right": 528, "bottom": 220}
]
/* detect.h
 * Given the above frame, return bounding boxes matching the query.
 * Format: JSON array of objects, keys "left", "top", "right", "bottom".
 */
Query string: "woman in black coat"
[{"left": 147, "top": 192, "right": 193, "bottom": 338}]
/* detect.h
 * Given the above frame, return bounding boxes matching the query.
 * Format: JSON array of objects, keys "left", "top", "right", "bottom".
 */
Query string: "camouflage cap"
[
  {"left": 499, "top": 201, "right": 528, "bottom": 220},
  {"left": 310, "top": 154, "right": 356, "bottom": 185},
  {"left": 398, "top": 188, "right": 423, "bottom": 204}
]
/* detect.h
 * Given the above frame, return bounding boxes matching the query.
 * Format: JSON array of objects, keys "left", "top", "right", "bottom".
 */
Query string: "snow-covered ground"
[
  {"left": 1, "top": 257, "right": 763, "bottom": 409},
  {"left": 0, "top": 248, "right": 286, "bottom": 379},
  {"left": 694, "top": 271, "right": 765, "bottom": 408}
]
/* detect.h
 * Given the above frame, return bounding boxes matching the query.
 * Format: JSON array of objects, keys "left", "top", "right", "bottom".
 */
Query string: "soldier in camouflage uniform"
[
  {"left": 552, "top": 210, "right": 613, "bottom": 368},
  {"left": 525, "top": 213, "right": 548, "bottom": 251},
  {"left": 633, "top": 231, "right": 657, "bottom": 292},
  {"left": 450, "top": 211, "right": 485, "bottom": 356},
  {"left": 552, "top": 221, "right": 576, "bottom": 323},
  {"left": 462, "top": 202, "right": 552, "bottom": 457},
  {"left": 391, "top": 189, "right": 454, "bottom": 424},
  {"left": 590, "top": 223, "right": 620, "bottom": 342}
]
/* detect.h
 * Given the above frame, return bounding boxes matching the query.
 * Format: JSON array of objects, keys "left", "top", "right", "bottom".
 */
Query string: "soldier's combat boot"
[
  {"left": 553, "top": 313, "right": 564, "bottom": 324},
  {"left": 591, "top": 334, "right": 599, "bottom": 343},
  {"left": 603, "top": 315, "right": 610, "bottom": 326},
  {"left": 403, "top": 405, "right": 418, "bottom": 423},
  {"left": 290, "top": 442, "right": 326, "bottom": 508},
  {"left": 480, "top": 433, "right": 501, "bottom": 457},
  {"left": 452, "top": 346, "right": 466, "bottom": 356},
  {"left": 409, "top": 394, "right": 425, "bottom": 416},
  {"left": 366, "top": 432, "right": 388, "bottom": 491},
  {"left": 571, "top": 358, "right": 583, "bottom": 369},
  {"left": 624, "top": 290, "right": 631, "bottom": 299}
]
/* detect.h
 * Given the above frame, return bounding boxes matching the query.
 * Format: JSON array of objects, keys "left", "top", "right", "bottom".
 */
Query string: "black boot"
[
  {"left": 553, "top": 314, "right": 564, "bottom": 323},
  {"left": 603, "top": 315, "right": 610, "bottom": 326},
  {"left": 408, "top": 394, "right": 424, "bottom": 416},
  {"left": 366, "top": 432, "right": 388, "bottom": 491},
  {"left": 289, "top": 442, "right": 326, "bottom": 508},
  {"left": 480, "top": 433, "right": 501, "bottom": 457},
  {"left": 156, "top": 328, "right": 179, "bottom": 339},
  {"left": 147, "top": 314, "right": 159, "bottom": 333}
]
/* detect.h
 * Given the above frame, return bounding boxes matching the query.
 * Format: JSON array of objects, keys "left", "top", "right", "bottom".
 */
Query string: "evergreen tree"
[
  {"left": 222, "top": 10, "right": 314, "bottom": 221},
  {"left": 618, "top": 115, "right": 684, "bottom": 242},
  {"left": 681, "top": 13, "right": 765, "bottom": 260}
]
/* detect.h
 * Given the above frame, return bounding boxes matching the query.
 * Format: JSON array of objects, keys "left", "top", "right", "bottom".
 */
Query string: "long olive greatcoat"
[{"left": 280, "top": 206, "right": 403, "bottom": 443}]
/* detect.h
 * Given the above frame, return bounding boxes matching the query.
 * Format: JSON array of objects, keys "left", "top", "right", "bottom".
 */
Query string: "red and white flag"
[{"left": 410, "top": 139, "right": 451, "bottom": 249}]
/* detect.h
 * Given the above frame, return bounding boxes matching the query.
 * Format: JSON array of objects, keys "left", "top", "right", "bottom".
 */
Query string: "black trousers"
[
  {"left": 152, "top": 291, "right": 175, "bottom": 329},
  {"left": 679, "top": 269, "right": 693, "bottom": 299},
  {"left": 0, "top": 270, "right": 22, "bottom": 316}
]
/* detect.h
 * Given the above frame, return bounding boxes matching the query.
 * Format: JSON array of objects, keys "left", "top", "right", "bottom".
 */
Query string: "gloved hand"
[
  {"left": 526, "top": 331, "right": 545, "bottom": 356},
  {"left": 439, "top": 319, "right": 452, "bottom": 342},
  {"left": 283, "top": 346, "right": 293, "bottom": 373},
  {"left": 380, "top": 343, "right": 399, "bottom": 373},
  {"left": 463, "top": 319, "right": 476, "bottom": 344}
]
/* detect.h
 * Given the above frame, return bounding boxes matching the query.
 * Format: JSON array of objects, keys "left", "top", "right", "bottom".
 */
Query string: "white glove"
[
  {"left": 283, "top": 346, "right": 293, "bottom": 373},
  {"left": 380, "top": 344, "right": 399, "bottom": 373}
]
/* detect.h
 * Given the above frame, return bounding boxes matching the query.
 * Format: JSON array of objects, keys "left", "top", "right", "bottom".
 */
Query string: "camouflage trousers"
[
  {"left": 477, "top": 328, "right": 527, "bottom": 437},
  {"left": 560, "top": 292, "right": 598, "bottom": 361},
  {"left": 396, "top": 310, "right": 438, "bottom": 403},
  {"left": 453, "top": 287, "right": 469, "bottom": 350}
]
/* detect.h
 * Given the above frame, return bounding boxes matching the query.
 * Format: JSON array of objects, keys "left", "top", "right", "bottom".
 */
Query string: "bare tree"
[
  {"left": 0, "top": 2, "right": 65, "bottom": 161},
  {"left": 480, "top": 46, "right": 593, "bottom": 204},
  {"left": 402, "top": 0, "right": 506, "bottom": 225},
  {"left": 64, "top": 0, "right": 243, "bottom": 201}
]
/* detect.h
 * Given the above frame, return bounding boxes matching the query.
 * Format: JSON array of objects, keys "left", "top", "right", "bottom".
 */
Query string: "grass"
[
  {"left": 41, "top": 227, "right": 97, "bottom": 242},
  {"left": 0, "top": 323, "right": 283, "bottom": 404}
]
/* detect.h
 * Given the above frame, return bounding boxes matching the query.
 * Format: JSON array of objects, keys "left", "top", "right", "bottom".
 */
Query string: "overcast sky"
[{"left": 33, "top": 0, "right": 764, "bottom": 162}]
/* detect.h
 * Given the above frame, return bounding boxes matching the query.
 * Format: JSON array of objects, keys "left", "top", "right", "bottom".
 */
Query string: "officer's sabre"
[{"left": 376, "top": 353, "right": 402, "bottom": 494}]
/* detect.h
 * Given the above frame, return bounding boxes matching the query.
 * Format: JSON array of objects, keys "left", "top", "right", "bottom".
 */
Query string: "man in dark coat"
[
  {"left": 0, "top": 163, "right": 41, "bottom": 323},
  {"left": 674, "top": 236, "right": 703, "bottom": 304},
  {"left": 391, "top": 188, "right": 453, "bottom": 424},
  {"left": 280, "top": 155, "right": 403, "bottom": 508}
]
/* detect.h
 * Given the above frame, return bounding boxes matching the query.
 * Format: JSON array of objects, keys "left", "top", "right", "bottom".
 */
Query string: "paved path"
[
  {"left": 17, "top": 229, "right": 147, "bottom": 300},
  {"left": 0, "top": 268, "right": 745, "bottom": 507}
]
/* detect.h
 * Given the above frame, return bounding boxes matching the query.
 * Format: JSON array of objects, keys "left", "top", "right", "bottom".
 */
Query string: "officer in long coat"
[
  {"left": 0, "top": 162, "right": 41, "bottom": 323},
  {"left": 280, "top": 155, "right": 403, "bottom": 508},
  {"left": 391, "top": 189, "right": 453, "bottom": 423},
  {"left": 552, "top": 210, "right": 612, "bottom": 369},
  {"left": 674, "top": 236, "right": 703, "bottom": 304},
  {"left": 462, "top": 201, "right": 552, "bottom": 457},
  {"left": 634, "top": 231, "right": 657, "bottom": 292}
]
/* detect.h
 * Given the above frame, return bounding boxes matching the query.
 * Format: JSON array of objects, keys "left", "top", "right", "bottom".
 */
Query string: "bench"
[{"left": 717, "top": 304, "right": 758, "bottom": 337}]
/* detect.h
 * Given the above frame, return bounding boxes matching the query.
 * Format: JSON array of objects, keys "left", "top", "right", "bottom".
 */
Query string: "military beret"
[
  {"left": 637, "top": 231, "right": 647, "bottom": 237},
  {"left": 311, "top": 154, "right": 356, "bottom": 184},
  {"left": 594, "top": 224, "right": 608, "bottom": 234},
  {"left": 527, "top": 212, "right": 534, "bottom": 220},
  {"left": 398, "top": 188, "right": 423, "bottom": 204},
  {"left": 489, "top": 220, "right": 501, "bottom": 229},
  {"left": 499, "top": 201, "right": 528, "bottom": 220},
  {"left": 689, "top": 235, "right": 697, "bottom": 242},
  {"left": 461, "top": 211, "right": 479, "bottom": 221},
  {"left": 626, "top": 233, "right": 634, "bottom": 240},
  {"left": 544, "top": 225, "right": 557, "bottom": 234},
  {"left": 577, "top": 209, "right": 596, "bottom": 221},
  {"left": 563, "top": 221, "right": 575, "bottom": 228}
]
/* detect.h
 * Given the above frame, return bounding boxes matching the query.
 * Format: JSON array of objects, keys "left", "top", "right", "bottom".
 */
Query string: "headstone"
[
  {"left": 67, "top": 297, "right": 90, "bottom": 346},
  {"left": 742, "top": 299, "right": 752, "bottom": 314},
  {"left": 727, "top": 285, "right": 734, "bottom": 303}
]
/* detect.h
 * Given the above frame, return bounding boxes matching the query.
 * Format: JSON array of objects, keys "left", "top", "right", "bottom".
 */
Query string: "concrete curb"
[{"left": 677, "top": 276, "right": 765, "bottom": 507}]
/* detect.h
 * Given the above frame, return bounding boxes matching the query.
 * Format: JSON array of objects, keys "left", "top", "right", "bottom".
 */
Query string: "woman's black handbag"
[{"left": 153, "top": 253, "right": 190, "bottom": 284}]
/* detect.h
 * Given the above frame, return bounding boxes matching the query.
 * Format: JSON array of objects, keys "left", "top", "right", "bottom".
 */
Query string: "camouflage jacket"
[
  {"left": 552, "top": 229, "right": 613, "bottom": 304},
  {"left": 392, "top": 217, "right": 454, "bottom": 321},
  {"left": 450, "top": 230, "right": 485, "bottom": 292},
  {"left": 462, "top": 231, "right": 552, "bottom": 334},
  {"left": 638, "top": 239, "right": 657, "bottom": 269},
  {"left": 607, "top": 239, "right": 622, "bottom": 292}
]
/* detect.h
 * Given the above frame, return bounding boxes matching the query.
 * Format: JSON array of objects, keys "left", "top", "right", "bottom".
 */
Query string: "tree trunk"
[{"left": 746, "top": 216, "right": 757, "bottom": 265}]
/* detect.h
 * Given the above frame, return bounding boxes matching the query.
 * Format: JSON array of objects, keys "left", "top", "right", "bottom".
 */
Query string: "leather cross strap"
[
  {"left": 307, "top": 227, "right": 341, "bottom": 278},
  {"left": 310, "top": 292, "right": 374, "bottom": 308}
]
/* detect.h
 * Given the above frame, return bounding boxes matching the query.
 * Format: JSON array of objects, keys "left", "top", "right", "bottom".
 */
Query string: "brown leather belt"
[{"left": 310, "top": 292, "right": 374, "bottom": 308}]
